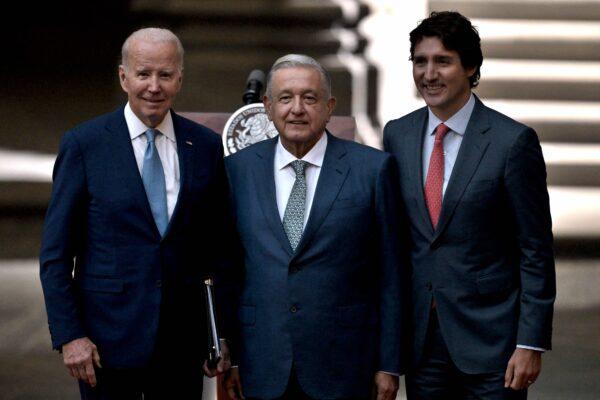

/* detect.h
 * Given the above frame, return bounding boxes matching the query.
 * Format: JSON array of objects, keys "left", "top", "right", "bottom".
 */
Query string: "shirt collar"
[
  {"left": 124, "top": 102, "right": 176, "bottom": 142},
  {"left": 427, "top": 93, "right": 475, "bottom": 136},
  {"left": 275, "top": 132, "right": 328, "bottom": 171}
]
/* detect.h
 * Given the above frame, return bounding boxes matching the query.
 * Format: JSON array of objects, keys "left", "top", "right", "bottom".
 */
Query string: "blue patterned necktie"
[
  {"left": 283, "top": 160, "right": 308, "bottom": 251},
  {"left": 142, "top": 129, "right": 168, "bottom": 236}
]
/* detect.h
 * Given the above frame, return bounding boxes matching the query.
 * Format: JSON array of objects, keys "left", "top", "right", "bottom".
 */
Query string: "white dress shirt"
[
  {"left": 422, "top": 93, "right": 475, "bottom": 196},
  {"left": 422, "top": 94, "right": 545, "bottom": 352},
  {"left": 124, "top": 103, "right": 180, "bottom": 220},
  {"left": 274, "top": 133, "right": 327, "bottom": 227}
]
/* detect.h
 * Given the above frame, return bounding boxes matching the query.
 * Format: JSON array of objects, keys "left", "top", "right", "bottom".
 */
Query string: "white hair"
[
  {"left": 265, "top": 54, "right": 332, "bottom": 99},
  {"left": 121, "top": 27, "right": 184, "bottom": 71}
]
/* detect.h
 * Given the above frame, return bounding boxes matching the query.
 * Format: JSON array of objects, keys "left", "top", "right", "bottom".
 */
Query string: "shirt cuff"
[
  {"left": 378, "top": 370, "right": 400, "bottom": 377},
  {"left": 517, "top": 344, "right": 546, "bottom": 352}
]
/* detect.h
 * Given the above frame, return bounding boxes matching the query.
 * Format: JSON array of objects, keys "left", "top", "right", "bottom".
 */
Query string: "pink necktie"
[{"left": 424, "top": 123, "right": 450, "bottom": 229}]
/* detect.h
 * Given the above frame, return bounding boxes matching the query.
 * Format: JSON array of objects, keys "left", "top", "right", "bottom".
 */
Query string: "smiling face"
[
  {"left": 119, "top": 38, "right": 182, "bottom": 128},
  {"left": 412, "top": 36, "right": 475, "bottom": 121},
  {"left": 264, "top": 66, "right": 336, "bottom": 158}
]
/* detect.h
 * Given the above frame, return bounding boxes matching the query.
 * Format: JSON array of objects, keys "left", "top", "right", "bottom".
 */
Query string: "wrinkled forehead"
[
  {"left": 125, "top": 39, "right": 182, "bottom": 69},
  {"left": 272, "top": 67, "right": 327, "bottom": 91}
]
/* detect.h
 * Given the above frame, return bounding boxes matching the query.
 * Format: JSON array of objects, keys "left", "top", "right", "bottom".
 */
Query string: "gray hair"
[
  {"left": 265, "top": 54, "right": 332, "bottom": 99},
  {"left": 121, "top": 27, "right": 184, "bottom": 71}
]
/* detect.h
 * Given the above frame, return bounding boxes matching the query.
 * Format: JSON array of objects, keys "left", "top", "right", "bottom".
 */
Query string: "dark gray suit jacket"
[{"left": 383, "top": 97, "right": 555, "bottom": 374}]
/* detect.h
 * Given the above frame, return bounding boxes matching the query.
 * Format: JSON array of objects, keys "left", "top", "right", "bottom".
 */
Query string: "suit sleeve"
[
  {"left": 382, "top": 122, "right": 392, "bottom": 153},
  {"left": 375, "top": 154, "right": 409, "bottom": 374},
  {"left": 211, "top": 147, "right": 243, "bottom": 363},
  {"left": 39, "top": 131, "right": 88, "bottom": 350},
  {"left": 504, "top": 127, "right": 556, "bottom": 350}
]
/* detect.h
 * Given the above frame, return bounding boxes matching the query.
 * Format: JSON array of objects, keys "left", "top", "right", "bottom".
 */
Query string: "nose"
[
  {"left": 291, "top": 97, "right": 304, "bottom": 115},
  {"left": 148, "top": 75, "right": 161, "bottom": 93},
  {"left": 424, "top": 62, "right": 437, "bottom": 81}
]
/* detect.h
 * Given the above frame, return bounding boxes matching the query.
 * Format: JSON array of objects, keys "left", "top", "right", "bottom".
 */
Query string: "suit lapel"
[
  {"left": 166, "top": 111, "right": 194, "bottom": 237},
  {"left": 292, "top": 133, "right": 350, "bottom": 259},
  {"left": 253, "top": 137, "right": 295, "bottom": 257},
  {"left": 409, "top": 108, "right": 436, "bottom": 238},
  {"left": 105, "top": 108, "right": 161, "bottom": 238},
  {"left": 432, "top": 98, "right": 491, "bottom": 243}
]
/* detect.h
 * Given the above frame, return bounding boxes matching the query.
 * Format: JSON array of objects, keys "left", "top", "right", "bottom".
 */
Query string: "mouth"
[
  {"left": 422, "top": 83, "right": 444, "bottom": 93},
  {"left": 287, "top": 120, "right": 308, "bottom": 125},
  {"left": 143, "top": 98, "right": 165, "bottom": 105}
]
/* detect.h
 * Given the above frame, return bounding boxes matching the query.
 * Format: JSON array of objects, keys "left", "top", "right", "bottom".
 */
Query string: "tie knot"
[
  {"left": 145, "top": 129, "right": 160, "bottom": 143},
  {"left": 290, "top": 160, "right": 308, "bottom": 177},
  {"left": 434, "top": 123, "right": 450, "bottom": 141}
]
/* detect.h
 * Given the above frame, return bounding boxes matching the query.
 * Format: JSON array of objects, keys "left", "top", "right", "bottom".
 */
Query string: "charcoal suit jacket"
[{"left": 383, "top": 97, "right": 556, "bottom": 374}]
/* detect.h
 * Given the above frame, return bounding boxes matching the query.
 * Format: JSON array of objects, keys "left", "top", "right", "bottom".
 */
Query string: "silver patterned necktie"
[
  {"left": 142, "top": 128, "right": 169, "bottom": 236},
  {"left": 283, "top": 160, "right": 308, "bottom": 251}
]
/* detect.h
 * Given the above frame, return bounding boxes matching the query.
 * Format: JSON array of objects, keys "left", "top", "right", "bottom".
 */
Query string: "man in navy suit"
[
  {"left": 40, "top": 28, "right": 234, "bottom": 398},
  {"left": 383, "top": 12, "right": 556, "bottom": 399},
  {"left": 223, "top": 54, "right": 407, "bottom": 400}
]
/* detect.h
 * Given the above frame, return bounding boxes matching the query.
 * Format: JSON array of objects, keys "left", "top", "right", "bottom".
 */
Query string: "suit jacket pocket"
[
  {"left": 476, "top": 271, "right": 514, "bottom": 295},
  {"left": 239, "top": 305, "right": 256, "bottom": 326},
  {"left": 78, "top": 276, "right": 124, "bottom": 293},
  {"left": 336, "top": 304, "right": 377, "bottom": 328}
]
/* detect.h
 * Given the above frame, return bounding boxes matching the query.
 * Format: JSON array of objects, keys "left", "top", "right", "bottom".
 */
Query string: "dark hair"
[{"left": 409, "top": 11, "right": 483, "bottom": 88}]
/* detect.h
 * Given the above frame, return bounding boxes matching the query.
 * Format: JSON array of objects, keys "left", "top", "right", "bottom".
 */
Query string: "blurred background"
[{"left": 1, "top": 0, "right": 599, "bottom": 398}]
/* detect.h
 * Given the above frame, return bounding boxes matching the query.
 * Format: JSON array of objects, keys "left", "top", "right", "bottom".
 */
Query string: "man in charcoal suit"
[{"left": 384, "top": 11, "right": 556, "bottom": 399}]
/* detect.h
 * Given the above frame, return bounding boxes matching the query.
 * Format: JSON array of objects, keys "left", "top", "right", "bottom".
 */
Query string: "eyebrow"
[
  {"left": 412, "top": 54, "right": 455, "bottom": 61},
  {"left": 276, "top": 89, "right": 320, "bottom": 96}
]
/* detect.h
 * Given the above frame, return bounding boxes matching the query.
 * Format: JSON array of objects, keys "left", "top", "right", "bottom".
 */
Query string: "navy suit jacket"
[
  {"left": 383, "top": 97, "right": 556, "bottom": 374},
  {"left": 40, "top": 107, "right": 233, "bottom": 368},
  {"left": 225, "top": 133, "right": 407, "bottom": 399}
]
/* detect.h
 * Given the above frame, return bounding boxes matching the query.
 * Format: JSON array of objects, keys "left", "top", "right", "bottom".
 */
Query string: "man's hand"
[
  {"left": 203, "top": 339, "right": 231, "bottom": 377},
  {"left": 62, "top": 337, "right": 102, "bottom": 387},
  {"left": 374, "top": 371, "right": 399, "bottom": 400},
  {"left": 504, "top": 348, "right": 542, "bottom": 391},
  {"left": 223, "top": 367, "right": 245, "bottom": 399}
]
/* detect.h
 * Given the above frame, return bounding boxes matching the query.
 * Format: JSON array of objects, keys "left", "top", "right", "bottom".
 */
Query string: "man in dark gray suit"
[
  {"left": 224, "top": 54, "right": 407, "bottom": 400},
  {"left": 383, "top": 11, "right": 556, "bottom": 399}
]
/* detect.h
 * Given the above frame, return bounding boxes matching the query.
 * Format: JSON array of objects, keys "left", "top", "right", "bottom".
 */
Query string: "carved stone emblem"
[{"left": 222, "top": 104, "right": 278, "bottom": 155}]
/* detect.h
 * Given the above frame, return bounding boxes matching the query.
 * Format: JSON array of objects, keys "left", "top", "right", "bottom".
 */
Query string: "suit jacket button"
[
  {"left": 426, "top": 282, "right": 432, "bottom": 291},
  {"left": 156, "top": 280, "right": 162, "bottom": 288},
  {"left": 290, "top": 305, "right": 298, "bottom": 313}
]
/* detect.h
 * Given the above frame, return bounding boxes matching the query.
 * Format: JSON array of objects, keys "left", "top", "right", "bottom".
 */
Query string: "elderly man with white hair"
[
  {"left": 40, "top": 27, "right": 235, "bottom": 399},
  {"left": 223, "top": 54, "right": 408, "bottom": 400}
]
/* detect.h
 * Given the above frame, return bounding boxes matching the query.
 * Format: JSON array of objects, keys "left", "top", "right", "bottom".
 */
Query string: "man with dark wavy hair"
[{"left": 384, "top": 11, "right": 555, "bottom": 399}]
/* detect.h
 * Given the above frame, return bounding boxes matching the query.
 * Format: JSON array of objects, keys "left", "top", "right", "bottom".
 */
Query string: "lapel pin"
[{"left": 185, "top": 140, "right": 193, "bottom": 146}]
